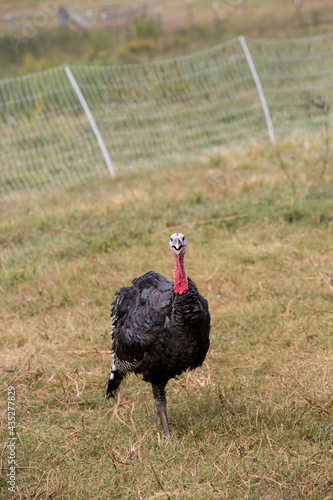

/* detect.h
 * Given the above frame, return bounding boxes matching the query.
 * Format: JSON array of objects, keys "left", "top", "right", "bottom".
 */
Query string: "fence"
[
  {"left": 0, "top": 2, "right": 161, "bottom": 35},
  {"left": 0, "top": 33, "right": 332, "bottom": 200}
]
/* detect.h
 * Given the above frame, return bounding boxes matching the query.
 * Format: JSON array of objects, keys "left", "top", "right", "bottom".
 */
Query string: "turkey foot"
[{"left": 152, "top": 383, "right": 172, "bottom": 438}]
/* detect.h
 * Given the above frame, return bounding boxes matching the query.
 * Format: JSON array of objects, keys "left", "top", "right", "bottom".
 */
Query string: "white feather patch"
[{"left": 109, "top": 362, "right": 116, "bottom": 380}]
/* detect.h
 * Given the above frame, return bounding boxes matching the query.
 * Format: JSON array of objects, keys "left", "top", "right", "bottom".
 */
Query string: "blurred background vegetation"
[{"left": 1, "top": 0, "right": 333, "bottom": 78}]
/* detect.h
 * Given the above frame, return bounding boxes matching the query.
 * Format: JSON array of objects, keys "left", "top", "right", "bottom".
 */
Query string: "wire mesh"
[
  {"left": 0, "top": 33, "right": 332, "bottom": 200},
  {"left": 246, "top": 33, "right": 333, "bottom": 139},
  {"left": 0, "top": 67, "right": 108, "bottom": 199}
]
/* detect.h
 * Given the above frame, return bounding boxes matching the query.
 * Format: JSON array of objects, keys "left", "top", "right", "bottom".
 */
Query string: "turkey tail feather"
[{"left": 105, "top": 369, "right": 125, "bottom": 399}]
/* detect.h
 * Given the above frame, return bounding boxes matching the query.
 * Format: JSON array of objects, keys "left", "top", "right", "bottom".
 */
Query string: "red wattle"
[{"left": 173, "top": 253, "right": 189, "bottom": 295}]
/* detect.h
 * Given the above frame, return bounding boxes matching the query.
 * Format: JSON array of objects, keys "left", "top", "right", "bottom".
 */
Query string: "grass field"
[{"left": 1, "top": 137, "right": 333, "bottom": 498}]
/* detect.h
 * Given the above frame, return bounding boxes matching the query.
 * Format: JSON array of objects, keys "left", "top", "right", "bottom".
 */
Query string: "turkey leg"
[{"left": 152, "top": 383, "right": 172, "bottom": 438}]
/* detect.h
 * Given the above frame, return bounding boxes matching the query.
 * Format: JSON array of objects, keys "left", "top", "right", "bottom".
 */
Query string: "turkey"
[{"left": 105, "top": 233, "right": 210, "bottom": 438}]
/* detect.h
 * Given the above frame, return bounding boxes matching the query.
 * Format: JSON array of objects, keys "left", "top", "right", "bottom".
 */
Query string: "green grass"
[{"left": 0, "top": 139, "right": 333, "bottom": 498}]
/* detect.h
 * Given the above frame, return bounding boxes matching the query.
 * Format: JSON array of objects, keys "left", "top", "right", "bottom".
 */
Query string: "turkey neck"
[{"left": 173, "top": 252, "right": 189, "bottom": 295}]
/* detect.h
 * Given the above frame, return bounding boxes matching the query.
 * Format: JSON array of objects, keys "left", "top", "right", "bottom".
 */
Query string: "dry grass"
[{"left": 0, "top": 137, "right": 333, "bottom": 498}]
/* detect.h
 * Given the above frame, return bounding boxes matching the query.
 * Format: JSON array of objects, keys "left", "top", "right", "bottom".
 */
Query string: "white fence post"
[
  {"left": 64, "top": 64, "right": 116, "bottom": 178},
  {"left": 239, "top": 35, "right": 276, "bottom": 146}
]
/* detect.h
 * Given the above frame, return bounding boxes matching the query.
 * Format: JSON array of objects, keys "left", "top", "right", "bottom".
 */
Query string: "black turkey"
[{"left": 105, "top": 233, "right": 210, "bottom": 437}]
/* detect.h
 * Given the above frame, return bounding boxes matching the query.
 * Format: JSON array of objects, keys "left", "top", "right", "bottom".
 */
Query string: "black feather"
[{"left": 105, "top": 258, "right": 210, "bottom": 436}]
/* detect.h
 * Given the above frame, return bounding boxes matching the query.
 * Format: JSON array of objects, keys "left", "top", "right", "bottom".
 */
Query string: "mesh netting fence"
[{"left": 1, "top": 33, "right": 332, "bottom": 199}]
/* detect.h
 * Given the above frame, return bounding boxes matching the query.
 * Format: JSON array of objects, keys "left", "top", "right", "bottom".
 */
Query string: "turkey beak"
[
  {"left": 170, "top": 238, "right": 187, "bottom": 255},
  {"left": 169, "top": 233, "right": 187, "bottom": 254},
  {"left": 173, "top": 239, "right": 182, "bottom": 250}
]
